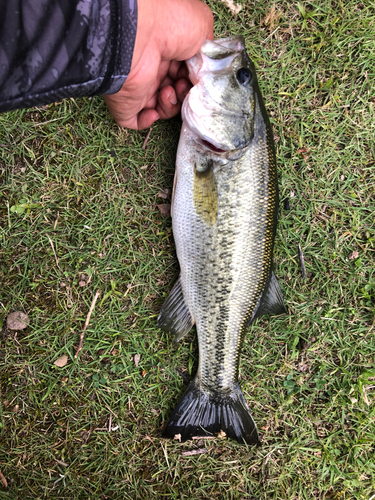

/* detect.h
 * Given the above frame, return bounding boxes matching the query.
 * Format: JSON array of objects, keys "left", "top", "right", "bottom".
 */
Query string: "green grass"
[{"left": 1, "top": 0, "right": 375, "bottom": 498}]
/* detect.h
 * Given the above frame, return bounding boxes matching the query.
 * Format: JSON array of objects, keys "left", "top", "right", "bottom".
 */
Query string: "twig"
[
  {"left": 298, "top": 244, "right": 306, "bottom": 280},
  {"left": 47, "top": 235, "right": 61, "bottom": 270},
  {"left": 55, "top": 460, "right": 68, "bottom": 467},
  {"left": 182, "top": 448, "right": 208, "bottom": 456},
  {"left": 105, "top": 405, "right": 119, "bottom": 419},
  {"left": 74, "top": 291, "right": 100, "bottom": 358},
  {"left": 142, "top": 127, "right": 152, "bottom": 149},
  {"left": 53, "top": 211, "right": 59, "bottom": 230},
  {"left": 0, "top": 469, "right": 7, "bottom": 488},
  {"left": 108, "top": 414, "right": 112, "bottom": 432},
  {"left": 262, "top": 26, "right": 280, "bottom": 44},
  {"left": 192, "top": 435, "right": 216, "bottom": 440}
]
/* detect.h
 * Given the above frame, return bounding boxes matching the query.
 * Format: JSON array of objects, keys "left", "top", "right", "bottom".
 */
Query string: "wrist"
[{"left": 131, "top": 0, "right": 158, "bottom": 73}]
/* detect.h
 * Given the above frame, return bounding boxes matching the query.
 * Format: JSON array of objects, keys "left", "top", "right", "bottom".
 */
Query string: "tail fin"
[{"left": 163, "top": 378, "right": 259, "bottom": 445}]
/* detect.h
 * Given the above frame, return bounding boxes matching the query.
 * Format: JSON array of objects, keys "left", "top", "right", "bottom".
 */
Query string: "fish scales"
[
  {"left": 176, "top": 100, "right": 274, "bottom": 388},
  {"left": 158, "top": 36, "right": 286, "bottom": 445}
]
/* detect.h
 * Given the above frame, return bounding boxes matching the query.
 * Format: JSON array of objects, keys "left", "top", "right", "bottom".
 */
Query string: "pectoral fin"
[
  {"left": 171, "top": 171, "right": 178, "bottom": 218},
  {"left": 158, "top": 277, "right": 194, "bottom": 342},
  {"left": 255, "top": 271, "right": 286, "bottom": 318},
  {"left": 193, "top": 161, "right": 218, "bottom": 226}
]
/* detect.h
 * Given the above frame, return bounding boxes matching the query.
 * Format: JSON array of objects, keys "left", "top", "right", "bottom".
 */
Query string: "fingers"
[
  {"left": 167, "top": 61, "right": 189, "bottom": 82},
  {"left": 136, "top": 108, "right": 160, "bottom": 130},
  {"left": 174, "top": 79, "right": 191, "bottom": 103},
  {"left": 156, "top": 78, "right": 192, "bottom": 120},
  {"left": 156, "top": 85, "right": 181, "bottom": 120}
]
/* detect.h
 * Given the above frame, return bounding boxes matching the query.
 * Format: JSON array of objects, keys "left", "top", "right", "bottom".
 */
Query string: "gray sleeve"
[{"left": 0, "top": 0, "right": 138, "bottom": 112}]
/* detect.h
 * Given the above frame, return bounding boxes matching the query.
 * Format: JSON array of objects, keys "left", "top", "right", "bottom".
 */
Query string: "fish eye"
[{"left": 236, "top": 67, "right": 252, "bottom": 85}]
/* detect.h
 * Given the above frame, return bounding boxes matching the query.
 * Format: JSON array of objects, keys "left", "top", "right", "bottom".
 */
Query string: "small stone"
[{"left": 7, "top": 311, "right": 30, "bottom": 331}]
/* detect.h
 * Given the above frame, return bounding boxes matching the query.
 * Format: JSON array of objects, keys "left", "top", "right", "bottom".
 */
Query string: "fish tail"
[{"left": 163, "top": 378, "right": 260, "bottom": 445}]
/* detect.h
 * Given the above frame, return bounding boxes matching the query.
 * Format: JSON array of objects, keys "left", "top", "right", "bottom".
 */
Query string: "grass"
[{"left": 0, "top": 0, "right": 374, "bottom": 498}]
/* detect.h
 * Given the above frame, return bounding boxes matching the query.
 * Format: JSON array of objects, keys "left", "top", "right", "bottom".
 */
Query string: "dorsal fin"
[{"left": 158, "top": 277, "right": 194, "bottom": 342}]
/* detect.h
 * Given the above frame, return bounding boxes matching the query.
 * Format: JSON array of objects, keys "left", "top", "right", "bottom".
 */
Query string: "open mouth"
[{"left": 200, "top": 139, "right": 227, "bottom": 154}]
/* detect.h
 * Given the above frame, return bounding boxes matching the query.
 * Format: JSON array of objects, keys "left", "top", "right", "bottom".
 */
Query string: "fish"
[{"left": 158, "top": 36, "right": 286, "bottom": 445}]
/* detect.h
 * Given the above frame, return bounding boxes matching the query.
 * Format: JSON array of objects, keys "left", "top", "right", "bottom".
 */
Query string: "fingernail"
[{"left": 169, "top": 91, "right": 178, "bottom": 105}]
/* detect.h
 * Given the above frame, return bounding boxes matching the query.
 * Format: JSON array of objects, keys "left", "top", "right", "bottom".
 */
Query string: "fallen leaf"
[
  {"left": 217, "top": 430, "right": 227, "bottom": 439},
  {"left": 348, "top": 251, "right": 359, "bottom": 260},
  {"left": 219, "top": 0, "right": 241, "bottom": 15},
  {"left": 157, "top": 204, "right": 171, "bottom": 217},
  {"left": 297, "top": 146, "right": 309, "bottom": 162},
  {"left": 7, "top": 311, "right": 30, "bottom": 330},
  {"left": 134, "top": 354, "right": 140, "bottom": 367},
  {"left": 142, "top": 370, "right": 147, "bottom": 377},
  {"left": 156, "top": 189, "right": 169, "bottom": 199},
  {"left": 79, "top": 280, "right": 86, "bottom": 287},
  {"left": 54, "top": 355, "right": 68, "bottom": 367},
  {"left": 0, "top": 469, "right": 8, "bottom": 488},
  {"left": 174, "top": 434, "right": 182, "bottom": 442}
]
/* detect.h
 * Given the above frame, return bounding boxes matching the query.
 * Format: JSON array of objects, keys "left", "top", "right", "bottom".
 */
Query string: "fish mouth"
[
  {"left": 200, "top": 139, "right": 227, "bottom": 154},
  {"left": 197, "top": 137, "right": 248, "bottom": 160}
]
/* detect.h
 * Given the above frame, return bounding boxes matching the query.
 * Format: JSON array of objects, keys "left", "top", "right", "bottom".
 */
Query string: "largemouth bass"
[{"left": 158, "top": 36, "right": 286, "bottom": 445}]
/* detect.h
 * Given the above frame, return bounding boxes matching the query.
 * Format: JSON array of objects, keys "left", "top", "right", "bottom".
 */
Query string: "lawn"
[{"left": 0, "top": 0, "right": 374, "bottom": 498}]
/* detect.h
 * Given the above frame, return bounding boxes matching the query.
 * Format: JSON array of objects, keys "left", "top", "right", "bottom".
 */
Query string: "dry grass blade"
[
  {"left": 46, "top": 234, "right": 61, "bottom": 270},
  {"left": 192, "top": 435, "right": 216, "bottom": 440},
  {"left": 74, "top": 290, "right": 100, "bottom": 358},
  {"left": 142, "top": 127, "right": 152, "bottom": 149},
  {"left": 181, "top": 448, "right": 208, "bottom": 456}
]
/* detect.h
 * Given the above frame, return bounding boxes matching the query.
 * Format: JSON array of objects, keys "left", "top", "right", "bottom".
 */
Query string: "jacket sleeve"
[{"left": 0, "top": 0, "right": 137, "bottom": 112}]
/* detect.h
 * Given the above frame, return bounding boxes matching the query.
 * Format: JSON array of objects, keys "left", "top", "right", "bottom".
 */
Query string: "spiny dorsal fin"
[
  {"left": 255, "top": 271, "right": 286, "bottom": 318},
  {"left": 158, "top": 277, "right": 194, "bottom": 342}
]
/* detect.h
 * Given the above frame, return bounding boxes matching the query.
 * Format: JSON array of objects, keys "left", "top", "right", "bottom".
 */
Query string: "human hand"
[{"left": 104, "top": 0, "right": 214, "bottom": 130}]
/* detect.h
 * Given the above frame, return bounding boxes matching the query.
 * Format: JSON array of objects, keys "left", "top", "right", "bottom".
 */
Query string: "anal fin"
[
  {"left": 255, "top": 271, "right": 286, "bottom": 318},
  {"left": 158, "top": 276, "right": 194, "bottom": 342}
]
